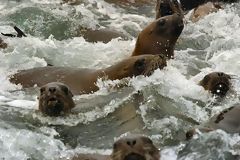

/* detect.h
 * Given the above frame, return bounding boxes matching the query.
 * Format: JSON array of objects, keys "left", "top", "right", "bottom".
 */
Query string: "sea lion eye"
[
  {"left": 157, "top": 19, "right": 166, "bottom": 26},
  {"left": 141, "top": 136, "right": 153, "bottom": 144},
  {"left": 40, "top": 87, "right": 45, "bottom": 94},
  {"left": 134, "top": 58, "right": 146, "bottom": 72},
  {"left": 60, "top": 85, "right": 69, "bottom": 95},
  {"left": 113, "top": 142, "right": 119, "bottom": 150}
]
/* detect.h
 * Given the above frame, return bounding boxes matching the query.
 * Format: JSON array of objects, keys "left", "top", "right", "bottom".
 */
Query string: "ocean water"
[{"left": 1, "top": 0, "right": 240, "bottom": 159}]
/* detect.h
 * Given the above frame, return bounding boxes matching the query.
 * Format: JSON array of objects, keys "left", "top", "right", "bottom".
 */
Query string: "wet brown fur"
[
  {"left": 38, "top": 82, "right": 75, "bottom": 116},
  {"left": 72, "top": 135, "right": 159, "bottom": 160},
  {"left": 10, "top": 55, "right": 166, "bottom": 95},
  {"left": 131, "top": 13, "right": 184, "bottom": 59}
]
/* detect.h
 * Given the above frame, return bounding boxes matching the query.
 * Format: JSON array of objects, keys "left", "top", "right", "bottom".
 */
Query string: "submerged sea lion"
[
  {"left": 10, "top": 54, "right": 166, "bottom": 95},
  {"left": 190, "top": 2, "right": 222, "bottom": 22},
  {"left": 104, "top": 0, "right": 155, "bottom": 6},
  {"left": 38, "top": 82, "right": 75, "bottom": 116},
  {"left": 186, "top": 105, "right": 240, "bottom": 140},
  {"left": 78, "top": 28, "right": 128, "bottom": 43},
  {"left": 156, "top": 0, "right": 183, "bottom": 19},
  {"left": 72, "top": 135, "right": 160, "bottom": 160},
  {"left": 131, "top": 13, "right": 184, "bottom": 59},
  {"left": 110, "top": 135, "right": 160, "bottom": 160},
  {"left": 199, "top": 72, "right": 231, "bottom": 97},
  {"left": 0, "top": 38, "right": 7, "bottom": 49}
]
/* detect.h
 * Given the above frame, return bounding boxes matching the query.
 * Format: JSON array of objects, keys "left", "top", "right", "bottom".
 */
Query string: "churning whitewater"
[{"left": 1, "top": 0, "right": 240, "bottom": 159}]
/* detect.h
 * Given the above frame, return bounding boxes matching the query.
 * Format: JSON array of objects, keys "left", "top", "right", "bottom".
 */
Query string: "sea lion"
[
  {"left": 190, "top": 2, "right": 222, "bottom": 22},
  {"left": 178, "top": 0, "right": 235, "bottom": 11},
  {"left": 72, "top": 135, "right": 160, "bottom": 160},
  {"left": 61, "top": 0, "right": 82, "bottom": 5},
  {"left": 10, "top": 54, "right": 166, "bottom": 95},
  {"left": 78, "top": 27, "right": 128, "bottom": 43},
  {"left": 131, "top": 13, "right": 184, "bottom": 59},
  {"left": 38, "top": 82, "right": 75, "bottom": 116},
  {"left": 199, "top": 72, "right": 231, "bottom": 97},
  {"left": 1, "top": 26, "right": 26, "bottom": 38},
  {"left": 156, "top": 0, "right": 183, "bottom": 19},
  {"left": 0, "top": 38, "right": 7, "bottom": 49},
  {"left": 186, "top": 105, "right": 240, "bottom": 140}
]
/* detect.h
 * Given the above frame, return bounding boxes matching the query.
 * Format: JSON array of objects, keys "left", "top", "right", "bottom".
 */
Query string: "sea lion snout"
[{"left": 39, "top": 82, "right": 75, "bottom": 116}]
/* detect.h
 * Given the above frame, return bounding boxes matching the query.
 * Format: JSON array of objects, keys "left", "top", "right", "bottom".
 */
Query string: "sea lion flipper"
[
  {"left": 14, "top": 26, "right": 27, "bottom": 37},
  {"left": 1, "top": 33, "right": 16, "bottom": 37}
]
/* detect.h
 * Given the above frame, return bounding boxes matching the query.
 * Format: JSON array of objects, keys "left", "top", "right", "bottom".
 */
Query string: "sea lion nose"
[
  {"left": 218, "top": 72, "right": 224, "bottom": 76},
  {"left": 126, "top": 139, "right": 137, "bottom": 147},
  {"left": 49, "top": 87, "right": 56, "bottom": 93}
]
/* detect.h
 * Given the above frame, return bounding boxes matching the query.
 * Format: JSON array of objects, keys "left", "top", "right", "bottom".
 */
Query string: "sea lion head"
[
  {"left": 38, "top": 82, "right": 75, "bottom": 116},
  {"left": 132, "top": 13, "right": 184, "bottom": 58},
  {"left": 156, "top": 0, "right": 183, "bottom": 19},
  {"left": 111, "top": 135, "right": 160, "bottom": 160},
  {"left": 190, "top": 2, "right": 222, "bottom": 23},
  {"left": 114, "top": 54, "right": 167, "bottom": 79},
  {"left": 199, "top": 72, "right": 231, "bottom": 97}
]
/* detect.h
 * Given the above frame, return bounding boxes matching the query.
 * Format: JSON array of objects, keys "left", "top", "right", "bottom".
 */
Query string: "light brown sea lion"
[
  {"left": 199, "top": 72, "right": 231, "bottom": 97},
  {"left": 131, "top": 13, "right": 184, "bottom": 59},
  {"left": 156, "top": 0, "right": 183, "bottom": 19},
  {"left": 179, "top": 0, "right": 237, "bottom": 11},
  {"left": 72, "top": 135, "right": 160, "bottom": 160},
  {"left": 0, "top": 38, "right": 7, "bottom": 49},
  {"left": 78, "top": 27, "right": 128, "bottom": 43},
  {"left": 38, "top": 82, "right": 75, "bottom": 116},
  {"left": 190, "top": 2, "right": 222, "bottom": 22},
  {"left": 186, "top": 105, "right": 240, "bottom": 140},
  {"left": 10, "top": 54, "right": 166, "bottom": 95}
]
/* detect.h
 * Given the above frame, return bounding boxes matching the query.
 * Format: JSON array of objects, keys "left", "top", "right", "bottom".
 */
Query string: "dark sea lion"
[
  {"left": 156, "top": 0, "right": 183, "bottom": 19},
  {"left": 186, "top": 105, "right": 240, "bottom": 140},
  {"left": 38, "top": 82, "right": 75, "bottom": 116},
  {"left": 1, "top": 26, "right": 26, "bottom": 38},
  {"left": 0, "top": 38, "right": 7, "bottom": 49},
  {"left": 190, "top": 2, "right": 222, "bottom": 22},
  {"left": 72, "top": 135, "right": 159, "bottom": 160},
  {"left": 199, "top": 72, "right": 231, "bottom": 97},
  {"left": 131, "top": 13, "right": 184, "bottom": 59},
  {"left": 10, "top": 54, "right": 166, "bottom": 95}
]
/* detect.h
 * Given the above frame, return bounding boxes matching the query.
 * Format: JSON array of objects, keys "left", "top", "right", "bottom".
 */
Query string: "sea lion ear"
[
  {"left": 134, "top": 58, "right": 146, "bottom": 73},
  {"left": 40, "top": 87, "right": 45, "bottom": 94}
]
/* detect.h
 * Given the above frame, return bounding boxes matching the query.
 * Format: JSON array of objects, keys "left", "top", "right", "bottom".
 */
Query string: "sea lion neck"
[{"left": 99, "top": 59, "right": 135, "bottom": 80}]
